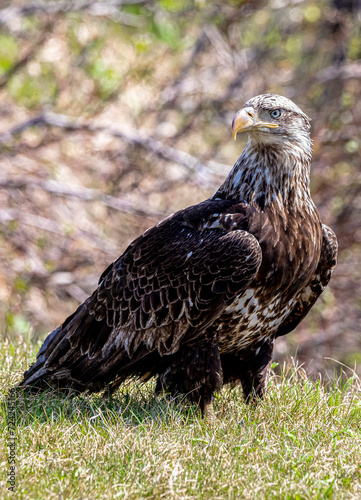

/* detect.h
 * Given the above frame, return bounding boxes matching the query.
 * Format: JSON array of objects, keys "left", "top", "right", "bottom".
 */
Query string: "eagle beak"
[
  {"left": 232, "top": 107, "right": 279, "bottom": 140},
  {"left": 232, "top": 108, "right": 255, "bottom": 140}
]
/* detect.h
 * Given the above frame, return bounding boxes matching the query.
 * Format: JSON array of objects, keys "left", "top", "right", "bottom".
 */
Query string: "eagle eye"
[{"left": 270, "top": 109, "right": 281, "bottom": 119}]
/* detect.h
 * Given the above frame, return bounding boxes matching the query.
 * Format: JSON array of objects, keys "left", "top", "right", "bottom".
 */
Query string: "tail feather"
[
  {"left": 19, "top": 299, "right": 159, "bottom": 393},
  {"left": 19, "top": 325, "right": 63, "bottom": 388},
  {"left": 19, "top": 301, "right": 109, "bottom": 391},
  {"left": 20, "top": 303, "right": 85, "bottom": 388}
]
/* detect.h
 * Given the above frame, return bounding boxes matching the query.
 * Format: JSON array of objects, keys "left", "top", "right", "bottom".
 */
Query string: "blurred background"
[{"left": 0, "top": 0, "right": 360, "bottom": 378}]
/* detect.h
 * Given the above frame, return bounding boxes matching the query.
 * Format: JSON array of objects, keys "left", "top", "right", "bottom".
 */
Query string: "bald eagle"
[{"left": 20, "top": 94, "right": 337, "bottom": 415}]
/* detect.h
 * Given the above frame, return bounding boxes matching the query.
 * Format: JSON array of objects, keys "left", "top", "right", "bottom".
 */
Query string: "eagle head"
[{"left": 232, "top": 94, "right": 311, "bottom": 153}]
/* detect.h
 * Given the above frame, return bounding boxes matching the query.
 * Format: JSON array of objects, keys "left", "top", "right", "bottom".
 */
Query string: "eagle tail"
[
  {"left": 19, "top": 302, "right": 113, "bottom": 392},
  {"left": 19, "top": 301, "right": 158, "bottom": 393},
  {"left": 19, "top": 325, "right": 62, "bottom": 389}
]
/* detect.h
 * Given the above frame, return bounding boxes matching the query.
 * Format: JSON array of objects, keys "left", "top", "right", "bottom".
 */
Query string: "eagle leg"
[
  {"left": 155, "top": 340, "right": 223, "bottom": 417},
  {"left": 222, "top": 338, "right": 274, "bottom": 403}
]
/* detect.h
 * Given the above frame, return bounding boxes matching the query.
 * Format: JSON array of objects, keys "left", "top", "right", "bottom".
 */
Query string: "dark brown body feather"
[{"left": 20, "top": 95, "right": 338, "bottom": 413}]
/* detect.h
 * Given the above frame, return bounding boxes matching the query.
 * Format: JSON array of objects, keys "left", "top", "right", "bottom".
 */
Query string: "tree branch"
[
  {"left": 0, "top": 177, "right": 163, "bottom": 219},
  {"left": 0, "top": 110, "right": 228, "bottom": 188},
  {"left": 0, "top": 208, "right": 117, "bottom": 255},
  {"left": 0, "top": 18, "right": 57, "bottom": 89},
  {"left": 316, "top": 62, "right": 361, "bottom": 83},
  {"left": 0, "top": 0, "right": 148, "bottom": 27}
]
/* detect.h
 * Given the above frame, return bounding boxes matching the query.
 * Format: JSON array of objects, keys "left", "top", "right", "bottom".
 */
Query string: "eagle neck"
[{"left": 214, "top": 137, "right": 313, "bottom": 214}]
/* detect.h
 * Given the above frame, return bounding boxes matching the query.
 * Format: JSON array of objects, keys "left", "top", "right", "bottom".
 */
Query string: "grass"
[{"left": 1, "top": 334, "right": 361, "bottom": 499}]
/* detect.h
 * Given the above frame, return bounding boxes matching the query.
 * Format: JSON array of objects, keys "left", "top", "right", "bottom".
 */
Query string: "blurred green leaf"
[
  {"left": 14, "top": 276, "right": 30, "bottom": 293},
  {"left": 8, "top": 63, "right": 58, "bottom": 109},
  {"left": 87, "top": 61, "right": 122, "bottom": 100},
  {"left": 345, "top": 139, "right": 359, "bottom": 154},
  {"left": 6, "top": 312, "right": 30, "bottom": 336},
  {"left": 0, "top": 34, "right": 18, "bottom": 75},
  {"left": 159, "top": 0, "right": 191, "bottom": 12},
  {"left": 303, "top": 5, "right": 321, "bottom": 23},
  {"left": 151, "top": 14, "right": 181, "bottom": 49}
]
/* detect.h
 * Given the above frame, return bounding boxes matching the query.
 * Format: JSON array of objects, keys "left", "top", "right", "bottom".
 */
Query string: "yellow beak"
[
  {"left": 232, "top": 107, "right": 279, "bottom": 140},
  {"left": 232, "top": 108, "right": 254, "bottom": 140}
]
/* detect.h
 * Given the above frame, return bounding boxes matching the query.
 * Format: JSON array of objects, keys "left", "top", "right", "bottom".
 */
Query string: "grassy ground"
[{"left": 1, "top": 334, "right": 361, "bottom": 499}]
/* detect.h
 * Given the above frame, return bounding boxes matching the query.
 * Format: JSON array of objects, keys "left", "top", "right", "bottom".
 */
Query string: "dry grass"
[{"left": 1, "top": 333, "right": 361, "bottom": 499}]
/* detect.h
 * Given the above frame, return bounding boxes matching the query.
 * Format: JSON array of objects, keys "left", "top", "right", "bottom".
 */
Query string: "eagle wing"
[
  {"left": 276, "top": 224, "right": 338, "bottom": 338},
  {"left": 22, "top": 199, "right": 262, "bottom": 391}
]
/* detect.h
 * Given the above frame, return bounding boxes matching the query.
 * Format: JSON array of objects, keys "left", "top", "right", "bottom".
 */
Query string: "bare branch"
[
  {"left": 0, "top": 110, "right": 228, "bottom": 188},
  {"left": 158, "top": 30, "right": 208, "bottom": 107},
  {"left": 0, "top": 0, "right": 148, "bottom": 27},
  {"left": 0, "top": 208, "right": 117, "bottom": 255},
  {"left": 0, "top": 18, "right": 57, "bottom": 89},
  {"left": 316, "top": 62, "right": 361, "bottom": 83},
  {"left": 0, "top": 177, "right": 163, "bottom": 219},
  {"left": 204, "top": 25, "right": 235, "bottom": 68}
]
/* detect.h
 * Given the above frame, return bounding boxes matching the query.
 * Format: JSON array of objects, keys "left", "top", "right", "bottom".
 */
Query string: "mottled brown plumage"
[{"left": 20, "top": 94, "right": 337, "bottom": 414}]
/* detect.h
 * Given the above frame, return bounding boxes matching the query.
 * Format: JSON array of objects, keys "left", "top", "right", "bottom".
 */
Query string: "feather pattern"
[{"left": 20, "top": 94, "right": 337, "bottom": 413}]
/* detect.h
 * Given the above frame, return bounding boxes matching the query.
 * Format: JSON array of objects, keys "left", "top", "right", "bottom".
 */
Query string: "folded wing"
[{"left": 21, "top": 199, "right": 262, "bottom": 392}]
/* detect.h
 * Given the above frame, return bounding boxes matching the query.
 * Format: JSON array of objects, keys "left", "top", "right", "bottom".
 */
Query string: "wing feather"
[
  {"left": 276, "top": 224, "right": 338, "bottom": 337},
  {"left": 21, "top": 199, "right": 262, "bottom": 390}
]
